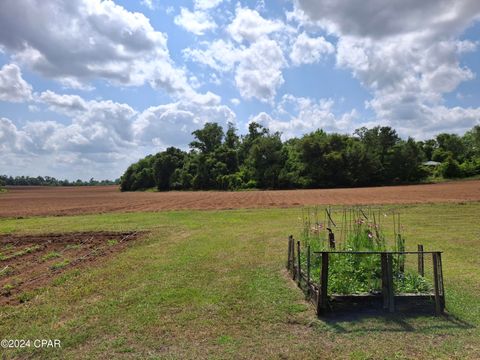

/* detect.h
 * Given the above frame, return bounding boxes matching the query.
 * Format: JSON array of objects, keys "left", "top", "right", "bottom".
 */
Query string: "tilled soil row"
[
  {"left": 1, "top": 181, "right": 480, "bottom": 218},
  {"left": 0, "top": 231, "right": 143, "bottom": 305}
]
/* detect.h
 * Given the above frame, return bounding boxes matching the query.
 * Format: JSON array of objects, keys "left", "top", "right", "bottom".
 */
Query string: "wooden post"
[
  {"left": 297, "top": 241, "right": 302, "bottom": 286},
  {"left": 306, "top": 245, "right": 311, "bottom": 295},
  {"left": 291, "top": 237, "right": 296, "bottom": 280},
  {"left": 287, "top": 235, "right": 293, "bottom": 270},
  {"left": 417, "top": 244, "right": 424, "bottom": 277},
  {"left": 292, "top": 236, "right": 296, "bottom": 274},
  {"left": 316, "top": 252, "right": 329, "bottom": 316},
  {"left": 437, "top": 252, "right": 445, "bottom": 311},
  {"left": 432, "top": 252, "right": 444, "bottom": 315},
  {"left": 328, "top": 229, "right": 335, "bottom": 249},
  {"left": 290, "top": 238, "right": 293, "bottom": 275},
  {"left": 386, "top": 253, "right": 395, "bottom": 313},
  {"left": 381, "top": 253, "right": 389, "bottom": 310}
]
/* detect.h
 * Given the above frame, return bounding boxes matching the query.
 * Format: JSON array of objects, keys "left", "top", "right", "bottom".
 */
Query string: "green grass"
[
  {"left": 425, "top": 173, "right": 480, "bottom": 183},
  {"left": 0, "top": 203, "right": 479, "bottom": 359},
  {"left": 49, "top": 260, "right": 70, "bottom": 270},
  {"left": 0, "top": 265, "right": 13, "bottom": 277},
  {"left": 0, "top": 244, "right": 42, "bottom": 261},
  {"left": 42, "top": 252, "right": 62, "bottom": 261},
  {"left": 107, "top": 239, "right": 118, "bottom": 246}
]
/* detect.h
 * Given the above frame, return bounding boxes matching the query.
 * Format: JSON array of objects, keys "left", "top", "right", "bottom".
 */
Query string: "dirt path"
[{"left": 1, "top": 180, "right": 479, "bottom": 217}]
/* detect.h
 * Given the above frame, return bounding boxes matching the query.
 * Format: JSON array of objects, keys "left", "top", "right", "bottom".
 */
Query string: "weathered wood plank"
[
  {"left": 386, "top": 253, "right": 395, "bottom": 313},
  {"left": 287, "top": 235, "right": 293, "bottom": 270},
  {"left": 297, "top": 241, "right": 302, "bottom": 286},
  {"left": 381, "top": 253, "right": 389, "bottom": 310},
  {"left": 418, "top": 244, "right": 424, "bottom": 277},
  {"left": 432, "top": 252, "right": 442, "bottom": 315},
  {"left": 306, "top": 245, "right": 311, "bottom": 296},
  {"left": 316, "top": 252, "right": 329, "bottom": 316},
  {"left": 438, "top": 252, "right": 445, "bottom": 311}
]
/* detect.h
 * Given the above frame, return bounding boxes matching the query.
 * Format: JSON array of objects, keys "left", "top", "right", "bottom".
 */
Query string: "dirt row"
[
  {"left": 0, "top": 231, "right": 143, "bottom": 304},
  {"left": 1, "top": 180, "right": 480, "bottom": 217}
]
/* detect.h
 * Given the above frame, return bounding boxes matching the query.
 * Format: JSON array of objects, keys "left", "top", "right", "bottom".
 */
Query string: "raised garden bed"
[{"left": 287, "top": 207, "right": 445, "bottom": 316}]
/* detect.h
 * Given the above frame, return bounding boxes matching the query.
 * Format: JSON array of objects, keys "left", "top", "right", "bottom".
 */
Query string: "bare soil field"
[
  {"left": 1, "top": 180, "right": 479, "bottom": 217},
  {"left": 0, "top": 231, "right": 142, "bottom": 304}
]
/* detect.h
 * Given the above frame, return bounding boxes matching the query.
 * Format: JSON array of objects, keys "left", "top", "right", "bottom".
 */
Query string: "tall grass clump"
[{"left": 299, "top": 207, "right": 432, "bottom": 295}]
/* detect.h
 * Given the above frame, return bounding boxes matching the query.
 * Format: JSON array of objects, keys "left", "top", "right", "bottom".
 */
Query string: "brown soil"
[
  {"left": 0, "top": 231, "right": 143, "bottom": 304},
  {"left": 1, "top": 180, "right": 480, "bottom": 218}
]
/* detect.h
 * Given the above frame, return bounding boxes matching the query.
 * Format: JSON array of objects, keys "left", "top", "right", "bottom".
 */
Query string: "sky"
[{"left": 0, "top": 0, "right": 480, "bottom": 180}]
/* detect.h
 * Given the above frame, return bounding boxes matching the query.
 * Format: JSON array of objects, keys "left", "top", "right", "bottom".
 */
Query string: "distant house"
[{"left": 423, "top": 161, "right": 441, "bottom": 166}]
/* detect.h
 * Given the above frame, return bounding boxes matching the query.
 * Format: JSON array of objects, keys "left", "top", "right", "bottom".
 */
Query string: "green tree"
[
  {"left": 463, "top": 125, "right": 480, "bottom": 159},
  {"left": 238, "top": 122, "right": 268, "bottom": 163},
  {"left": 436, "top": 133, "right": 465, "bottom": 162},
  {"left": 345, "top": 139, "right": 381, "bottom": 186},
  {"left": 278, "top": 138, "right": 306, "bottom": 188},
  {"left": 441, "top": 156, "right": 463, "bottom": 178},
  {"left": 190, "top": 122, "right": 224, "bottom": 154},
  {"left": 220, "top": 122, "right": 240, "bottom": 174},
  {"left": 298, "top": 131, "right": 352, "bottom": 187},
  {"left": 120, "top": 155, "right": 156, "bottom": 191},
  {"left": 419, "top": 139, "right": 437, "bottom": 161},
  {"left": 385, "top": 138, "right": 427, "bottom": 182},
  {"left": 354, "top": 126, "right": 400, "bottom": 182},
  {"left": 245, "top": 133, "right": 286, "bottom": 189},
  {"left": 153, "top": 147, "right": 186, "bottom": 191}
]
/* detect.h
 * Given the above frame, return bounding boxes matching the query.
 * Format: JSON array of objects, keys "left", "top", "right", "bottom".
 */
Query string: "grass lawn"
[
  {"left": 425, "top": 174, "right": 480, "bottom": 184},
  {"left": 0, "top": 202, "right": 479, "bottom": 359}
]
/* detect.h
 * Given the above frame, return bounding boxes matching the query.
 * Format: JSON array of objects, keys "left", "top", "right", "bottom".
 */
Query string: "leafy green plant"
[
  {"left": 107, "top": 239, "right": 118, "bottom": 246},
  {"left": 300, "top": 207, "right": 432, "bottom": 295},
  {"left": 395, "top": 272, "right": 432, "bottom": 294},
  {"left": 18, "top": 291, "right": 35, "bottom": 303},
  {"left": 2, "top": 283, "right": 15, "bottom": 295}
]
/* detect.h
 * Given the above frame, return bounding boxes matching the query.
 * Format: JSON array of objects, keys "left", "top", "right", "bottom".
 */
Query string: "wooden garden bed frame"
[{"left": 286, "top": 236, "right": 445, "bottom": 316}]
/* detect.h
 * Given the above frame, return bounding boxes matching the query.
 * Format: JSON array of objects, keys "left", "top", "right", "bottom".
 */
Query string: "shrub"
[
  {"left": 460, "top": 159, "right": 480, "bottom": 177},
  {"left": 441, "top": 156, "right": 464, "bottom": 178}
]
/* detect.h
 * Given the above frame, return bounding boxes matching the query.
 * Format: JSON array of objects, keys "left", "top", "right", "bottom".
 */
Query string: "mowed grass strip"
[{"left": 0, "top": 202, "right": 479, "bottom": 359}]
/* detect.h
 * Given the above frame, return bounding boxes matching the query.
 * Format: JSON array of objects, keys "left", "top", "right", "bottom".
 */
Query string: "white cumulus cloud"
[
  {"left": 250, "top": 94, "right": 357, "bottom": 139},
  {"left": 235, "top": 38, "right": 286, "bottom": 103},
  {"left": 133, "top": 101, "right": 236, "bottom": 148},
  {"left": 295, "top": 0, "right": 480, "bottom": 137},
  {"left": 184, "top": 8, "right": 289, "bottom": 103},
  {"left": 290, "top": 32, "right": 334, "bottom": 66},
  {"left": 227, "top": 6, "right": 285, "bottom": 43},
  {"left": 0, "top": 0, "right": 212, "bottom": 102},
  {"left": 174, "top": 8, "right": 217, "bottom": 35},
  {"left": 0, "top": 63, "right": 32, "bottom": 102}
]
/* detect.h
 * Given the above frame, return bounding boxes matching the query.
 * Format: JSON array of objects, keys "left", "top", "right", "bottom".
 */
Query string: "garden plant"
[{"left": 299, "top": 207, "right": 433, "bottom": 295}]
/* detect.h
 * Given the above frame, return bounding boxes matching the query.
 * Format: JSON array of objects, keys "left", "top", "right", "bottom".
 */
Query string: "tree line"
[
  {"left": 120, "top": 123, "right": 480, "bottom": 192},
  {"left": 0, "top": 175, "right": 120, "bottom": 187}
]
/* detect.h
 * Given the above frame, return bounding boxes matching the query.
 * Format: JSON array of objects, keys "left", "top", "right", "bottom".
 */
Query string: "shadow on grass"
[{"left": 315, "top": 301, "right": 475, "bottom": 334}]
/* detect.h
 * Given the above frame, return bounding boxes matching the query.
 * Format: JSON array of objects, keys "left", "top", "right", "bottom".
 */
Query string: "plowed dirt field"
[
  {"left": 1, "top": 180, "right": 479, "bottom": 217},
  {"left": 0, "top": 231, "right": 143, "bottom": 304}
]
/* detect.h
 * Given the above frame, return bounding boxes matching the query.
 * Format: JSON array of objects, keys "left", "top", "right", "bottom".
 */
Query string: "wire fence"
[{"left": 287, "top": 235, "right": 445, "bottom": 316}]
